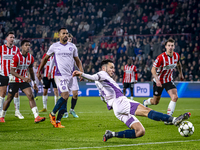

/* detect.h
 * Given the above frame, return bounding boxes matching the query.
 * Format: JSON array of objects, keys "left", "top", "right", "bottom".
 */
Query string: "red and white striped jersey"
[
  {"left": 0, "top": 44, "right": 20, "bottom": 76},
  {"left": 153, "top": 52, "right": 180, "bottom": 84},
  {"left": 10, "top": 52, "right": 34, "bottom": 83},
  {"left": 123, "top": 65, "right": 138, "bottom": 83},
  {"left": 40, "top": 53, "right": 56, "bottom": 78}
]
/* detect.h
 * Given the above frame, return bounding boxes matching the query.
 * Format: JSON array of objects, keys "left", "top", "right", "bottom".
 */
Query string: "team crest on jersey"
[{"left": 69, "top": 47, "right": 73, "bottom": 51}]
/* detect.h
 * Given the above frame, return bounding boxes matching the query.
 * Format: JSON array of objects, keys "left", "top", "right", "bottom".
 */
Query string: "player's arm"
[
  {"left": 177, "top": 60, "right": 184, "bottom": 81},
  {"left": 73, "top": 71, "right": 100, "bottom": 81},
  {"left": 74, "top": 56, "right": 83, "bottom": 72},
  {"left": 151, "top": 66, "right": 162, "bottom": 87},
  {"left": 29, "top": 65, "right": 38, "bottom": 92},
  {"left": 37, "top": 54, "right": 50, "bottom": 80}
]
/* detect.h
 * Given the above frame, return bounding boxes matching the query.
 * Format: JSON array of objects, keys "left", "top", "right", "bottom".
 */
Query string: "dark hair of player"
[
  {"left": 165, "top": 38, "right": 175, "bottom": 45},
  {"left": 21, "top": 40, "right": 30, "bottom": 46},
  {"left": 6, "top": 31, "right": 15, "bottom": 37},
  {"left": 101, "top": 59, "right": 113, "bottom": 67},
  {"left": 58, "top": 27, "right": 67, "bottom": 33},
  {"left": 68, "top": 33, "right": 73, "bottom": 38}
]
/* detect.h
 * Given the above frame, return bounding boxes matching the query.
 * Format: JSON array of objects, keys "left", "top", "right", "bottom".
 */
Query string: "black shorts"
[
  {"left": 43, "top": 77, "right": 57, "bottom": 89},
  {"left": 153, "top": 81, "right": 176, "bottom": 96},
  {"left": 123, "top": 82, "right": 134, "bottom": 89},
  {"left": 0, "top": 75, "right": 9, "bottom": 86},
  {"left": 8, "top": 82, "right": 31, "bottom": 95}
]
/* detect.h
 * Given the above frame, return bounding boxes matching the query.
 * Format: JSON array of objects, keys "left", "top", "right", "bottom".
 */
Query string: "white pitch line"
[{"left": 49, "top": 139, "right": 200, "bottom": 150}]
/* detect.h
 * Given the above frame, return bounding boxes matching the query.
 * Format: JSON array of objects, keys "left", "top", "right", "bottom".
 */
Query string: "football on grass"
[{"left": 178, "top": 121, "right": 194, "bottom": 137}]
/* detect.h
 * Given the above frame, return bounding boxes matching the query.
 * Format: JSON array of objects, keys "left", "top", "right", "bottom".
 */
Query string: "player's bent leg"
[
  {"left": 22, "top": 87, "right": 46, "bottom": 123},
  {"left": 143, "top": 95, "right": 161, "bottom": 107}
]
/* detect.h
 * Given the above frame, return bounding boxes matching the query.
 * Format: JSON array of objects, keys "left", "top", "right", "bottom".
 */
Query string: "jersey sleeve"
[
  {"left": 11, "top": 55, "right": 18, "bottom": 68},
  {"left": 153, "top": 55, "right": 163, "bottom": 68},
  {"left": 81, "top": 71, "right": 107, "bottom": 81},
  {"left": 73, "top": 44, "right": 78, "bottom": 57},
  {"left": 46, "top": 45, "right": 55, "bottom": 56}
]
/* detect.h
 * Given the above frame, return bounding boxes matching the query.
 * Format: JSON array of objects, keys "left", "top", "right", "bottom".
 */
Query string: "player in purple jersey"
[
  {"left": 73, "top": 59, "right": 191, "bottom": 142},
  {"left": 37, "top": 28, "right": 83, "bottom": 128}
]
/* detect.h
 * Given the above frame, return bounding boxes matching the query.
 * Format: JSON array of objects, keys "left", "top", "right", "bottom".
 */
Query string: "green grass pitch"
[{"left": 0, "top": 96, "right": 199, "bottom": 150}]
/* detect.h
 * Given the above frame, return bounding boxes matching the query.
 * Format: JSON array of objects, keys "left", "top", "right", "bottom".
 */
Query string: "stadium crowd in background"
[{"left": 0, "top": 0, "right": 199, "bottom": 82}]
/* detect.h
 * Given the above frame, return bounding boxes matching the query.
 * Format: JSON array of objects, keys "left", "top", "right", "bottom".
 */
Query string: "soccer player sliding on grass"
[{"left": 73, "top": 59, "right": 191, "bottom": 142}]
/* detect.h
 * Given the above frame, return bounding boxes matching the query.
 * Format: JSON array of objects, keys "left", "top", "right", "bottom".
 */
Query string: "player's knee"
[
  {"left": 172, "top": 95, "right": 178, "bottom": 101},
  {"left": 73, "top": 93, "right": 78, "bottom": 99},
  {"left": 27, "top": 93, "right": 34, "bottom": 100},
  {"left": 135, "top": 128, "right": 145, "bottom": 137}
]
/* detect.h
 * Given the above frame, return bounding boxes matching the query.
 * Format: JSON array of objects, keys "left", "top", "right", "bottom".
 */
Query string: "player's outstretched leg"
[{"left": 147, "top": 110, "right": 191, "bottom": 126}]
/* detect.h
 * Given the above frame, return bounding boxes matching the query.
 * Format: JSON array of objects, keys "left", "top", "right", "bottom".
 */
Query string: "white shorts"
[
  {"left": 54, "top": 75, "right": 73, "bottom": 93},
  {"left": 71, "top": 76, "right": 79, "bottom": 91},
  {"left": 113, "top": 96, "right": 140, "bottom": 128}
]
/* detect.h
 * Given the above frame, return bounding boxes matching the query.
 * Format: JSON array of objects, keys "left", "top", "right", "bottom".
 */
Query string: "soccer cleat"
[
  {"left": 49, "top": 113, "right": 56, "bottom": 126},
  {"left": 34, "top": 97, "right": 38, "bottom": 101},
  {"left": 62, "top": 112, "right": 68, "bottom": 118},
  {"left": 173, "top": 112, "right": 191, "bottom": 126},
  {"left": 0, "top": 117, "right": 5, "bottom": 123},
  {"left": 54, "top": 122, "right": 65, "bottom": 128},
  {"left": 143, "top": 100, "right": 148, "bottom": 107},
  {"left": 34, "top": 116, "right": 46, "bottom": 123},
  {"left": 70, "top": 109, "right": 79, "bottom": 118},
  {"left": 39, "top": 108, "right": 47, "bottom": 112},
  {"left": 103, "top": 130, "right": 113, "bottom": 142},
  {"left": 164, "top": 121, "right": 173, "bottom": 125},
  {"left": 15, "top": 111, "right": 24, "bottom": 119}
]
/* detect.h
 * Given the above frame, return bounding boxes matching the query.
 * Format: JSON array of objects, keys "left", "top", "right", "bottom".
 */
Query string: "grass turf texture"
[{"left": 0, "top": 96, "right": 199, "bottom": 150}]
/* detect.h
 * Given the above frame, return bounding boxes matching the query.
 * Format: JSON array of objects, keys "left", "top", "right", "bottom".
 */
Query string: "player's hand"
[
  {"left": 79, "top": 76, "right": 84, "bottom": 81},
  {"left": 33, "top": 84, "right": 38, "bottom": 93},
  {"left": 73, "top": 70, "right": 82, "bottom": 77},
  {"left": 134, "top": 81, "right": 137, "bottom": 84},
  {"left": 48, "top": 72, "right": 51, "bottom": 80},
  {"left": 156, "top": 80, "right": 162, "bottom": 87},
  {"left": 24, "top": 77, "right": 31, "bottom": 83},
  {"left": 37, "top": 72, "right": 42, "bottom": 81}
]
